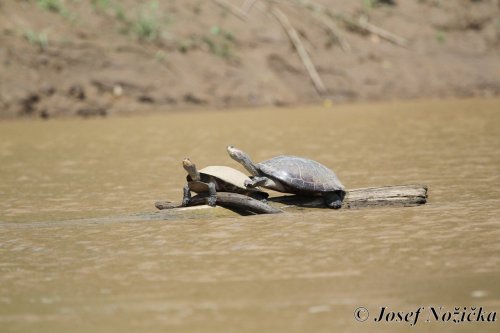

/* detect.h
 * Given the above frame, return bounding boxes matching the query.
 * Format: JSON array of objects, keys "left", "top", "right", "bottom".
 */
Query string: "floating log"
[
  {"left": 156, "top": 192, "right": 283, "bottom": 214},
  {"left": 155, "top": 184, "right": 428, "bottom": 215},
  {"left": 271, "top": 184, "right": 427, "bottom": 208}
]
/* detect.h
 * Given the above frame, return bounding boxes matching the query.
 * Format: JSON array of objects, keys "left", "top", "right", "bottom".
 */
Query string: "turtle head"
[
  {"left": 227, "top": 146, "right": 246, "bottom": 161},
  {"left": 227, "top": 146, "right": 260, "bottom": 176},
  {"left": 182, "top": 158, "right": 200, "bottom": 181}
]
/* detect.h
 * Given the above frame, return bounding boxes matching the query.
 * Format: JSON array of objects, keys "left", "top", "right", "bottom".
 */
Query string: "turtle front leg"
[
  {"left": 206, "top": 182, "right": 217, "bottom": 207},
  {"left": 182, "top": 185, "right": 192, "bottom": 207},
  {"left": 244, "top": 176, "right": 268, "bottom": 188},
  {"left": 324, "top": 191, "right": 344, "bottom": 209}
]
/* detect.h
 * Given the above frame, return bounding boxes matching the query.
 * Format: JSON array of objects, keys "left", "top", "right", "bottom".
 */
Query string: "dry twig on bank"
[
  {"left": 313, "top": 12, "right": 351, "bottom": 52},
  {"left": 352, "top": 15, "right": 408, "bottom": 48},
  {"left": 270, "top": 7, "right": 327, "bottom": 96},
  {"left": 281, "top": 0, "right": 350, "bottom": 51},
  {"left": 290, "top": 0, "right": 407, "bottom": 47},
  {"left": 242, "top": 0, "right": 258, "bottom": 13},
  {"left": 214, "top": 0, "right": 249, "bottom": 21}
]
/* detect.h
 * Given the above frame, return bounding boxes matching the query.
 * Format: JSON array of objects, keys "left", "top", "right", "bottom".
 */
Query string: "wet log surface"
[
  {"left": 155, "top": 184, "right": 428, "bottom": 215},
  {"left": 156, "top": 192, "right": 283, "bottom": 214}
]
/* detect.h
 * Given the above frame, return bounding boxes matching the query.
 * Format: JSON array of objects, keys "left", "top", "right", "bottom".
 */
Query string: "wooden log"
[
  {"left": 156, "top": 184, "right": 428, "bottom": 215},
  {"left": 270, "top": 184, "right": 428, "bottom": 208},
  {"left": 156, "top": 192, "right": 283, "bottom": 214}
]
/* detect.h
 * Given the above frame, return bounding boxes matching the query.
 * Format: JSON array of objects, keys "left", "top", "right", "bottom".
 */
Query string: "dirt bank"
[{"left": 0, "top": 0, "right": 499, "bottom": 118}]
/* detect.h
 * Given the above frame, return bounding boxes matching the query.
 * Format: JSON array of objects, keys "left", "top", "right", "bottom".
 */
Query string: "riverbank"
[{"left": 0, "top": 0, "right": 499, "bottom": 118}]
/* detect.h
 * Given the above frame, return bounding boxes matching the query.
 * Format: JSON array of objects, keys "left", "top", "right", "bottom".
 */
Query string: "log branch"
[
  {"left": 156, "top": 184, "right": 428, "bottom": 215},
  {"left": 271, "top": 184, "right": 427, "bottom": 208},
  {"left": 156, "top": 192, "right": 283, "bottom": 214}
]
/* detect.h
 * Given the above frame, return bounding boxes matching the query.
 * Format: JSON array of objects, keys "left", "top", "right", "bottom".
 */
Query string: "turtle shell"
[
  {"left": 258, "top": 155, "right": 344, "bottom": 193},
  {"left": 199, "top": 166, "right": 250, "bottom": 189},
  {"left": 187, "top": 165, "right": 267, "bottom": 198}
]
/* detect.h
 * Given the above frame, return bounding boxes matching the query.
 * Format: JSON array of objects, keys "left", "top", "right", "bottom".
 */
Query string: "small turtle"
[
  {"left": 182, "top": 158, "right": 268, "bottom": 207},
  {"left": 227, "top": 146, "right": 345, "bottom": 209}
]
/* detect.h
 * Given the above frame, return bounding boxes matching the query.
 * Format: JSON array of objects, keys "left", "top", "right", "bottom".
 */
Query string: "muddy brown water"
[{"left": 1, "top": 99, "right": 499, "bottom": 332}]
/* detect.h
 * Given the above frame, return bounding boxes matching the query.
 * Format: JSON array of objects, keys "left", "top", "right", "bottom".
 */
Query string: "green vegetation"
[
  {"left": 24, "top": 30, "right": 49, "bottom": 49},
  {"left": 202, "top": 25, "right": 236, "bottom": 59},
  {"left": 37, "top": 0, "right": 64, "bottom": 13},
  {"left": 32, "top": 0, "right": 235, "bottom": 55},
  {"left": 114, "top": 5, "right": 127, "bottom": 22},
  {"left": 91, "top": 0, "right": 126, "bottom": 22},
  {"left": 133, "top": 1, "right": 162, "bottom": 41},
  {"left": 418, "top": 0, "right": 443, "bottom": 6},
  {"left": 90, "top": 0, "right": 166, "bottom": 42},
  {"left": 177, "top": 38, "right": 196, "bottom": 54},
  {"left": 435, "top": 30, "right": 446, "bottom": 44},
  {"left": 91, "top": 0, "right": 111, "bottom": 12},
  {"left": 176, "top": 26, "right": 237, "bottom": 60},
  {"left": 155, "top": 50, "right": 167, "bottom": 61},
  {"left": 37, "top": 0, "right": 76, "bottom": 22}
]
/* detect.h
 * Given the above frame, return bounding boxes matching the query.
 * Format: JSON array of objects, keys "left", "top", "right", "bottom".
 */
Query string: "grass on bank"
[{"left": 24, "top": 30, "right": 49, "bottom": 49}]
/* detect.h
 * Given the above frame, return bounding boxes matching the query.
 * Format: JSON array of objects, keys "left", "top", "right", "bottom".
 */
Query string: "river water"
[{"left": 1, "top": 99, "right": 499, "bottom": 332}]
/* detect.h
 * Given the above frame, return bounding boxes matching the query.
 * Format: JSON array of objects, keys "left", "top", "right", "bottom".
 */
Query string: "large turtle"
[
  {"left": 227, "top": 146, "right": 345, "bottom": 209},
  {"left": 182, "top": 158, "right": 268, "bottom": 207}
]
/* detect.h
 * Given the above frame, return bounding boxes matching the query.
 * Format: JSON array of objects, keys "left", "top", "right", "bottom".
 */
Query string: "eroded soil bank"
[{"left": 0, "top": 0, "right": 499, "bottom": 118}]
